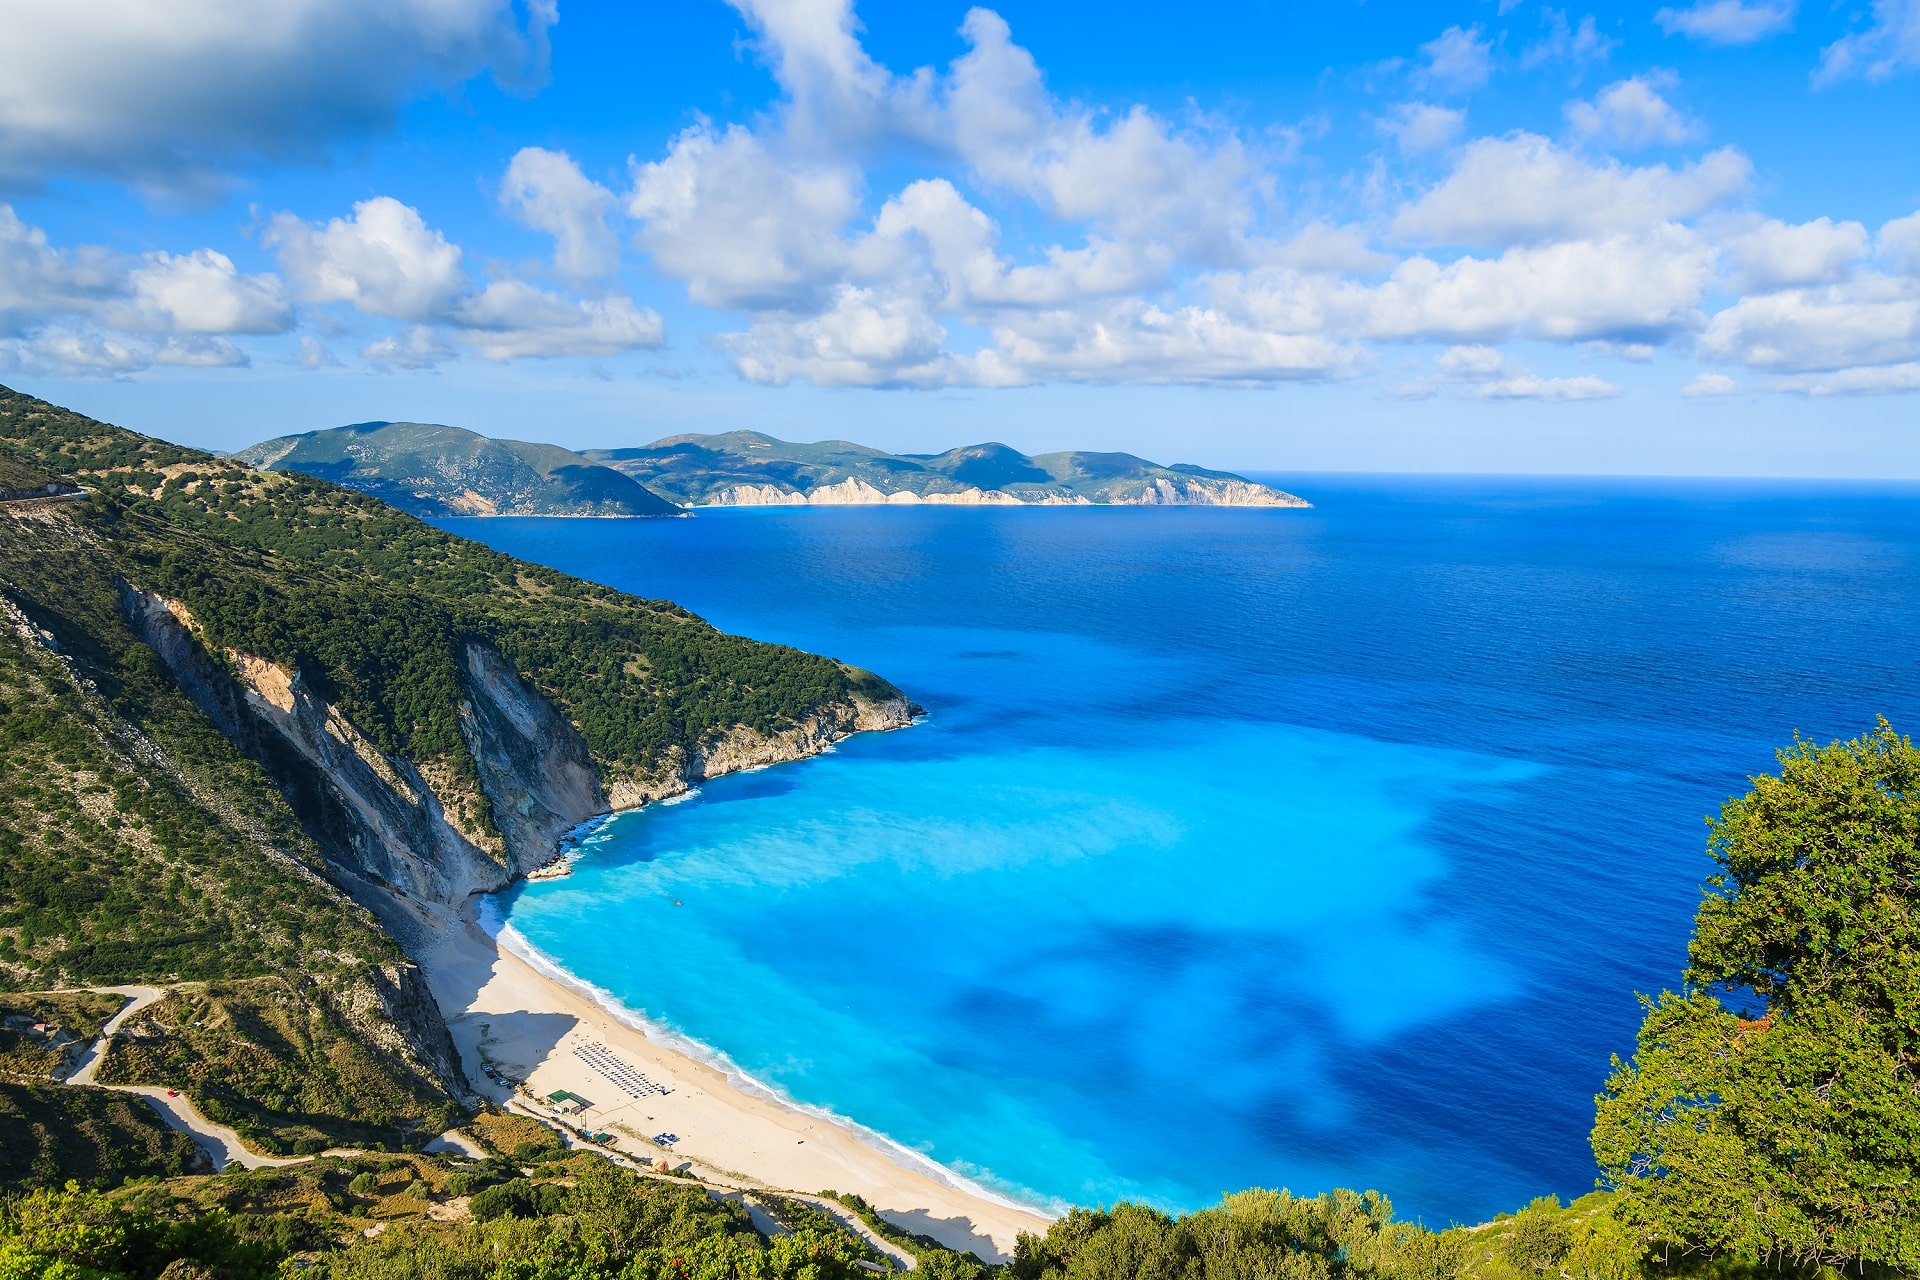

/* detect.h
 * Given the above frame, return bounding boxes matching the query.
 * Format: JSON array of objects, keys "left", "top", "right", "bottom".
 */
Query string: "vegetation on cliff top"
[
  {"left": 588, "top": 430, "right": 1308, "bottom": 506},
  {"left": 0, "top": 381, "right": 906, "bottom": 1151},
  {"left": 235, "top": 421, "right": 680, "bottom": 519}
]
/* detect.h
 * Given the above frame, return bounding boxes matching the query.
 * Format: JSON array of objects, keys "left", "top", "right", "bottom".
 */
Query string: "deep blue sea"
[{"left": 441, "top": 475, "right": 1920, "bottom": 1228}]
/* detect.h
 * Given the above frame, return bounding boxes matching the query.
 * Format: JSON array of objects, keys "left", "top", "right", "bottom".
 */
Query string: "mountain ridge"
[{"left": 238, "top": 421, "right": 1310, "bottom": 513}]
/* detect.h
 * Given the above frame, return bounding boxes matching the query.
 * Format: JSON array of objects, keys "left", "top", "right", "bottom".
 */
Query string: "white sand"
[{"left": 420, "top": 902, "right": 1054, "bottom": 1262}]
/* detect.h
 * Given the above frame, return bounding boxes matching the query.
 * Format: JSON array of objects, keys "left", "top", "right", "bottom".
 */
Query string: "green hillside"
[
  {"left": 236, "top": 421, "right": 680, "bottom": 518},
  {"left": 0, "top": 384, "right": 911, "bottom": 1154},
  {"left": 589, "top": 432, "right": 1310, "bottom": 506}
]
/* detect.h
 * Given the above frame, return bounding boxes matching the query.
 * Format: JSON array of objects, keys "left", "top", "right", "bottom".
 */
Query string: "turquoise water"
[{"left": 446, "top": 476, "right": 1920, "bottom": 1226}]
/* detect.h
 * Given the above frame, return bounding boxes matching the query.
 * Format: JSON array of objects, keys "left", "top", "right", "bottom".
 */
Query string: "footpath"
[{"left": 43, "top": 987, "right": 918, "bottom": 1270}]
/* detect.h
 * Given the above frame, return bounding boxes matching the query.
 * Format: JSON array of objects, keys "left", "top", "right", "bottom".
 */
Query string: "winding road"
[
  {"left": 45, "top": 987, "right": 919, "bottom": 1268},
  {"left": 65, "top": 985, "right": 305, "bottom": 1171}
]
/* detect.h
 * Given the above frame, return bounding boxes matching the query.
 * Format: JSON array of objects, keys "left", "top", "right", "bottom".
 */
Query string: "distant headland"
[{"left": 235, "top": 421, "right": 1310, "bottom": 517}]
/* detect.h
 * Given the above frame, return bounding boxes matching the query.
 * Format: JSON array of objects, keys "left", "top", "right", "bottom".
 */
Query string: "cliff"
[
  {"left": 592, "top": 434, "right": 1312, "bottom": 508},
  {"left": 0, "top": 385, "right": 917, "bottom": 1153},
  {"left": 236, "top": 420, "right": 681, "bottom": 518}
]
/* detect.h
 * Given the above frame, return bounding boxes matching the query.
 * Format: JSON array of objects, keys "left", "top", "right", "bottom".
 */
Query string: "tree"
[{"left": 1592, "top": 720, "right": 1920, "bottom": 1273}]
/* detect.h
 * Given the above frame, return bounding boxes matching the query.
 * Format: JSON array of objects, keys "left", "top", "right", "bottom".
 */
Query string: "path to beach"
[
  {"left": 422, "top": 901, "right": 1054, "bottom": 1263},
  {"left": 66, "top": 984, "right": 308, "bottom": 1171}
]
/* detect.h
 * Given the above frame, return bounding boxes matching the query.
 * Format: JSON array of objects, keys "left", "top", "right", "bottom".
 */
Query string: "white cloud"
[
  {"left": 1437, "top": 344, "right": 1509, "bottom": 378},
  {"left": 267, "top": 196, "right": 469, "bottom": 320},
  {"left": 1772, "top": 362, "right": 1920, "bottom": 394},
  {"left": 452, "top": 281, "right": 664, "bottom": 359},
  {"left": 627, "top": 123, "right": 860, "bottom": 310},
  {"left": 1415, "top": 26, "right": 1494, "bottom": 95},
  {"left": 1383, "top": 103, "right": 1466, "bottom": 153},
  {"left": 500, "top": 147, "right": 622, "bottom": 283},
  {"left": 1700, "top": 277, "right": 1920, "bottom": 371},
  {"left": 1412, "top": 342, "right": 1621, "bottom": 400},
  {"left": 1815, "top": 0, "right": 1920, "bottom": 85},
  {"left": 1722, "top": 216, "right": 1870, "bottom": 291},
  {"left": 1655, "top": 1, "right": 1795, "bottom": 44},
  {"left": 1879, "top": 210, "right": 1920, "bottom": 274},
  {"left": 296, "top": 335, "right": 340, "bottom": 370},
  {"left": 1521, "top": 12, "right": 1617, "bottom": 71},
  {"left": 1473, "top": 371, "right": 1620, "bottom": 399},
  {"left": 153, "top": 336, "right": 248, "bottom": 367},
  {"left": 364, "top": 325, "right": 453, "bottom": 371},
  {"left": 1393, "top": 133, "right": 1750, "bottom": 247},
  {"left": 718, "top": 284, "right": 960, "bottom": 388},
  {"left": 1566, "top": 77, "right": 1699, "bottom": 149},
  {"left": 123, "top": 249, "right": 291, "bottom": 334},
  {"left": 0, "top": 0, "right": 555, "bottom": 193},
  {"left": 0, "top": 206, "right": 122, "bottom": 335},
  {"left": 981, "top": 299, "right": 1361, "bottom": 386},
  {"left": 1682, "top": 371, "right": 1743, "bottom": 395},
  {"left": 0, "top": 329, "right": 151, "bottom": 376}
]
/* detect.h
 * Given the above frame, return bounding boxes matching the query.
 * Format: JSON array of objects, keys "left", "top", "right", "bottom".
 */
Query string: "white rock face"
[{"left": 699, "top": 476, "right": 1302, "bottom": 508}]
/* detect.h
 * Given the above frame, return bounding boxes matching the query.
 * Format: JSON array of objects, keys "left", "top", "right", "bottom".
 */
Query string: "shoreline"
[{"left": 419, "top": 894, "right": 1055, "bottom": 1262}]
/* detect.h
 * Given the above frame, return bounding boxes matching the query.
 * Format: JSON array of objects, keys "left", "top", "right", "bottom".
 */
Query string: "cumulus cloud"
[
  {"left": 1682, "top": 371, "right": 1743, "bottom": 395},
  {"left": 452, "top": 281, "right": 664, "bottom": 358},
  {"left": 1881, "top": 210, "right": 1920, "bottom": 274},
  {"left": 627, "top": 124, "right": 861, "bottom": 310},
  {"left": 1654, "top": 1, "right": 1795, "bottom": 44},
  {"left": 364, "top": 325, "right": 454, "bottom": 371},
  {"left": 272, "top": 194, "right": 663, "bottom": 364},
  {"left": 1721, "top": 216, "right": 1870, "bottom": 291},
  {"left": 1520, "top": 12, "right": 1617, "bottom": 72},
  {"left": 0, "top": 0, "right": 556, "bottom": 193},
  {"left": 1772, "top": 362, "right": 1920, "bottom": 395},
  {"left": 604, "top": 2, "right": 1919, "bottom": 397},
  {"left": 1415, "top": 26, "right": 1494, "bottom": 95},
  {"left": 1405, "top": 343, "right": 1620, "bottom": 400},
  {"left": 123, "top": 250, "right": 292, "bottom": 334},
  {"left": 500, "top": 148, "right": 623, "bottom": 283},
  {"left": 267, "top": 197, "right": 469, "bottom": 320},
  {"left": 1383, "top": 103, "right": 1467, "bottom": 153},
  {"left": 1815, "top": 0, "right": 1920, "bottom": 85},
  {"left": 1699, "top": 277, "right": 1920, "bottom": 372},
  {"left": 1393, "top": 133, "right": 1750, "bottom": 247},
  {"left": 0, "top": 203, "right": 295, "bottom": 375},
  {"left": 1566, "top": 77, "right": 1699, "bottom": 149}
]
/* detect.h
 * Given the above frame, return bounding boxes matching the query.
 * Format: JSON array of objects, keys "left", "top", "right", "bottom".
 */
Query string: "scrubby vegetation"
[
  {"left": 0, "top": 383, "right": 910, "bottom": 1153},
  {"left": 0, "top": 386, "right": 901, "bottom": 787},
  {"left": 0, "top": 1157, "right": 919, "bottom": 1280},
  {"left": 93, "top": 979, "right": 461, "bottom": 1155},
  {"left": 0, "top": 1084, "right": 206, "bottom": 1187}
]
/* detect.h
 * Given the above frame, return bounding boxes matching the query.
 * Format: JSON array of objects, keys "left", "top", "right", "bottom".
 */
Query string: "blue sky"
[{"left": 3, "top": 0, "right": 1919, "bottom": 474}]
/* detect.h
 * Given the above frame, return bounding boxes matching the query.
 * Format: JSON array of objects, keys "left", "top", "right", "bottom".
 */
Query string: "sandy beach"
[{"left": 419, "top": 900, "right": 1054, "bottom": 1262}]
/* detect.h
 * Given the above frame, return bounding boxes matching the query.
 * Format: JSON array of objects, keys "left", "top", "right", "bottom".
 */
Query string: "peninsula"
[{"left": 237, "top": 421, "right": 1310, "bottom": 515}]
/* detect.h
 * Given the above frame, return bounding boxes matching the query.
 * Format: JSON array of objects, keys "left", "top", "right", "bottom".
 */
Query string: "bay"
[{"left": 443, "top": 474, "right": 1920, "bottom": 1226}]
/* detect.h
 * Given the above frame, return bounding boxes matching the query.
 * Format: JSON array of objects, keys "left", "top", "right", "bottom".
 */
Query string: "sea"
[{"left": 439, "top": 474, "right": 1920, "bottom": 1228}]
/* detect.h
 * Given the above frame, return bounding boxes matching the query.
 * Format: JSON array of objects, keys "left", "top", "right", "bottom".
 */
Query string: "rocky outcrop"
[
  {"left": 1123, "top": 477, "right": 1310, "bottom": 507},
  {"left": 698, "top": 476, "right": 1304, "bottom": 508},
  {"left": 122, "top": 588, "right": 512, "bottom": 916},
  {"left": 121, "top": 586, "right": 912, "bottom": 894},
  {"left": 703, "top": 479, "right": 1029, "bottom": 507}
]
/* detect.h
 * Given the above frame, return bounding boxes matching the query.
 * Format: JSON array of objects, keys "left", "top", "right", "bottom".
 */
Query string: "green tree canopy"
[{"left": 1592, "top": 720, "right": 1920, "bottom": 1273}]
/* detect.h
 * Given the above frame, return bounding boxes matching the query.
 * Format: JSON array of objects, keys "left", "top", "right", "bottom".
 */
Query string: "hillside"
[
  {"left": 589, "top": 432, "right": 1310, "bottom": 507},
  {"left": 235, "top": 421, "right": 681, "bottom": 518},
  {"left": 0, "top": 384, "right": 914, "bottom": 1156}
]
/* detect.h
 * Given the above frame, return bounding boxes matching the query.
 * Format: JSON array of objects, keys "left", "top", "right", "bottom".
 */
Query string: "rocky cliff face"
[
  {"left": 120, "top": 586, "right": 912, "bottom": 904},
  {"left": 698, "top": 476, "right": 1304, "bottom": 508}
]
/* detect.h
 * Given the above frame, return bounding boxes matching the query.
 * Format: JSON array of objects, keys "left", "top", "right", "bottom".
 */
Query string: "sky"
[{"left": 2, "top": 0, "right": 1919, "bottom": 475}]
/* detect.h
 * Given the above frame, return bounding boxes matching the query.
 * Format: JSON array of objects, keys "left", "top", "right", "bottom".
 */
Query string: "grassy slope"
[{"left": 235, "top": 421, "right": 680, "bottom": 518}]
